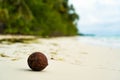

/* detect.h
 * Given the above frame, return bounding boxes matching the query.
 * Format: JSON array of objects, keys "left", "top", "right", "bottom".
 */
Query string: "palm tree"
[{"left": 0, "top": 0, "right": 34, "bottom": 34}]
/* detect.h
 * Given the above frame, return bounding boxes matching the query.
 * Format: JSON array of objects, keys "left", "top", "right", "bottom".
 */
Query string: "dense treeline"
[{"left": 0, "top": 0, "right": 79, "bottom": 37}]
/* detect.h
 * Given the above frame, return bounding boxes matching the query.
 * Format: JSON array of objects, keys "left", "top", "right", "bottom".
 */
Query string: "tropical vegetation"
[{"left": 0, "top": 0, "right": 79, "bottom": 37}]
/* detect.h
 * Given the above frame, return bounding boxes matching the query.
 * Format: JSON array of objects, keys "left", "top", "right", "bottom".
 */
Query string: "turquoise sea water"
[{"left": 78, "top": 35, "right": 120, "bottom": 48}]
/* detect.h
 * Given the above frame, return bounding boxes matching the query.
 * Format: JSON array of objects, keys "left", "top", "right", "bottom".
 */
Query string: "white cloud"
[
  {"left": 69, "top": 0, "right": 96, "bottom": 9},
  {"left": 98, "top": 0, "right": 120, "bottom": 6},
  {"left": 98, "top": 0, "right": 113, "bottom": 5},
  {"left": 69, "top": 0, "right": 120, "bottom": 24},
  {"left": 69, "top": 0, "right": 120, "bottom": 35}
]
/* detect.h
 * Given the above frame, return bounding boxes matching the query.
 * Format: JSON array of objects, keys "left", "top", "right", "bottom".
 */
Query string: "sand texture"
[{"left": 0, "top": 36, "right": 120, "bottom": 80}]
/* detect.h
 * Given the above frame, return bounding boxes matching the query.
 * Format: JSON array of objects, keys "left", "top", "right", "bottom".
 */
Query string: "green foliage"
[{"left": 0, "top": 0, "right": 79, "bottom": 37}]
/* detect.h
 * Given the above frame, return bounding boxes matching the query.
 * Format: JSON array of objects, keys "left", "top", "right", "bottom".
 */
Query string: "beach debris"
[
  {"left": 0, "top": 53, "right": 9, "bottom": 57},
  {"left": 50, "top": 57, "right": 54, "bottom": 60},
  {"left": 27, "top": 52, "right": 48, "bottom": 71},
  {"left": 0, "top": 38, "right": 37, "bottom": 44},
  {"left": 11, "top": 58, "right": 20, "bottom": 61},
  {"left": 50, "top": 55, "right": 64, "bottom": 61}
]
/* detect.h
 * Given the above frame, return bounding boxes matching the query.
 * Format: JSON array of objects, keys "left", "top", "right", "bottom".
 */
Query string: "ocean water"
[{"left": 78, "top": 35, "right": 120, "bottom": 48}]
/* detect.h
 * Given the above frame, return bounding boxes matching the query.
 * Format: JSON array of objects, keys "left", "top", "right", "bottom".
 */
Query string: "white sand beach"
[{"left": 0, "top": 35, "right": 120, "bottom": 80}]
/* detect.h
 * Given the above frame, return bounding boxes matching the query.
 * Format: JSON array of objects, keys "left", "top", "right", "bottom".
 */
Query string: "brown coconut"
[{"left": 27, "top": 52, "right": 48, "bottom": 71}]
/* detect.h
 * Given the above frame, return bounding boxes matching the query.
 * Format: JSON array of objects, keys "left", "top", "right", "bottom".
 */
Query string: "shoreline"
[
  {"left": 78, "top": 36, "right": 120, "bottom": 48},
  {"left": 0, "top": 36, "right": 120, "bottom": 80}
]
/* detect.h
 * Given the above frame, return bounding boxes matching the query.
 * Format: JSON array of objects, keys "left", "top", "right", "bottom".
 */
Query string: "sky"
[{"left": 69, "top": 0, "right": 120, "bottom": 36}]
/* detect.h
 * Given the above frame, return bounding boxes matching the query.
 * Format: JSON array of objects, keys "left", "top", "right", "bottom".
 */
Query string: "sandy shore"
[{"left": 0, "top": 36, "right": 120, "bottom": 80}]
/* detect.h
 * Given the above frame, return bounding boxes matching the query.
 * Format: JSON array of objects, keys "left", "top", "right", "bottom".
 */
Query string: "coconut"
[{"left": 27, "top": 52, "right": 48, "bottom": 71}]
